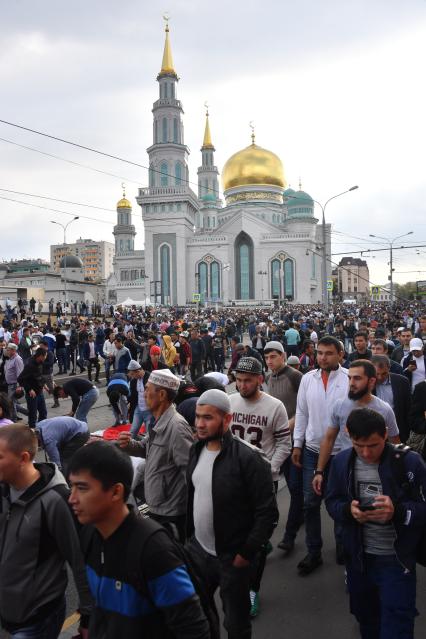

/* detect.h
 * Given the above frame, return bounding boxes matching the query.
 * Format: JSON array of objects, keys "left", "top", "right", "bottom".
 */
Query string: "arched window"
[
  {"left": 126, "top": 239, "right": 131, "bottom": 251},
  {"left": 210, "top": 261, "right": 220, "bottom": 299},
  {"left": 311, "top": 252, "right": 316, "bottom": 278},
  {"left": 175, "top": 162, "right": 182, "bottom": 185},
  {"left": 271, "top": 259, "right": 281, "bottom": 299},
  {"left": 149, "top": 163, "right": 155, "bottom": 187},
  {"left": 235, "top": 232, "right": 254, "bottom": 299},
  {"left": 198, "top": 262, "right": 208, "bottom": 300},
  {"left": 171, "top": 82, "right": 175, "bottom": 98},
  {"left": 173, "top": 118, "right": 178, "bottom": 143},
  {"left": 160, "top": 162, "right": 168, "bottom": 187},
  {"left": 160, "top": 244, "right": 171, "bottom": 304},
  {"left": 119, "top": 240, "right": 123, "bottom": 252},
  {"left": 154, "top": 120, "right": 158, "bottom": 143},
  {"left": 284, "top": 259, "right": 294, "bottom": 299},
  {"left": 162, "top": 117, "right": 168, "bottom": 143},
  {"left": 164, "top": 82, "right": 168, "bottom": 98}
]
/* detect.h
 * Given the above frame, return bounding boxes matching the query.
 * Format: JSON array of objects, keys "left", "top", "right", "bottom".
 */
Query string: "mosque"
[{"left": 107, "top": 22, "right": 330, "bottom": 306}]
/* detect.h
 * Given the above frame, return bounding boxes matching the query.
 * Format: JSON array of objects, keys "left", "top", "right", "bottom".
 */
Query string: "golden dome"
[
  {"left": 222, "top": 142, "right": 286, "bottom": 191},
  {"left": 117, "top": 197, "right": 132, "bottom": 209}
]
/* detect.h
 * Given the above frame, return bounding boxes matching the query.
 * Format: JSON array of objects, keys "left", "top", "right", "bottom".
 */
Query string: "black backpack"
[
  {"left": 391, "top": 444, "right": 426, "bottom": 567},
  {"left": 127, "top": 516, "right": 220, "bottom": 639}
]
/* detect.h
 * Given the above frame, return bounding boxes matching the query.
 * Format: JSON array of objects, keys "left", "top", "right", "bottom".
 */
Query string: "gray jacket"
[
  {"left": 4, "top": 353, "right": 24, "bottom": 385},
  {"left": 0, "top": 463, "right": 92, "bottom": 627},
  {"left": 123, "top": 404, "right": 194, "bottom": 517}
]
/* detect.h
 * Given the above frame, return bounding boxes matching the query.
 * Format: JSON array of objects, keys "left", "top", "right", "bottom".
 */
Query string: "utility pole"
[
  {"left": 50, "top": 216, "right": 79, "bottom": 309},
  {"left": 369, "top": 231, "right": 414, "bottom": 304}
]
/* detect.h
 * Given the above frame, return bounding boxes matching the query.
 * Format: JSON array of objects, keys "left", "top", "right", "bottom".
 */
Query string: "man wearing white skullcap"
[
  {"left": 186, "top": 389, "right": 279, "bottom": 638},
  {"left": 118, "top": 367, "right": 194, "bottom": 542}
]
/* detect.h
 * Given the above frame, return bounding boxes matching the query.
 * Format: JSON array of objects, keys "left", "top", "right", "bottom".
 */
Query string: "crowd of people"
[{"left": 0, "top": 300, "right": 425, "bottom": 638}]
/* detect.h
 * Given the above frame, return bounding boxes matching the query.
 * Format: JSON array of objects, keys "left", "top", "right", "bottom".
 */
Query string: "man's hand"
[
  {"left": 29, "top": 389, "right": 36, "bottom": 398},
  {"left": 367, "top": 496, "right": 395, "bottom": 522},
  {"left": 292, "top": 447, "right": 302, "bottom": 468},
  {"left": 406, "top": 362, "right": 417, "bottom": 372},
  {"left": 117, "top": 431, "right": 132, "bottom": 448},
  {"left": 232, "top": 554, "right": 250, "bottom": 568},
  {"left": 312, "top": 473, "right": 324, "bottom": 496},
  {"left": 350, "top": 500, "right": 370, "bottom": 524}
]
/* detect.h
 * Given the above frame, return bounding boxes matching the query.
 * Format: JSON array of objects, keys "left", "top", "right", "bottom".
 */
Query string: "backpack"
[
  {"left": 128, "top": 517, "right": 220, "bottom": 639},
  {"left": 391, "top": 444, "right": 426, "bottom": 567}
]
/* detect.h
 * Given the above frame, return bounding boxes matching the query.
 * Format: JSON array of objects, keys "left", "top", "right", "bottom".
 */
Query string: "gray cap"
[
  {"left": 127, "top": 359, "right": 142, "bottom": 371},
  {"left": 287, "top": 355, "right": 300, "bottom": 366},
  {"left": 197, "top": 389, "right": 231, "bottom": 414},
  {"left": 6, "top": 343, "right": 18, "bottom": 351},
  {"left": 264, "top": 340, "right": 285, "bottom": 354}
]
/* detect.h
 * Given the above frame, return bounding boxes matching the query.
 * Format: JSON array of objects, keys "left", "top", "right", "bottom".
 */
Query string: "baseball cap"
[
  {"left": 235, "top": 357, "right": 263, "bottom": 375},
  {"left": 410, "top": 338, "right": 423, "bottom": 352},
  {"left": 264, "top": 341, "right": 285, "bottom": 354}
]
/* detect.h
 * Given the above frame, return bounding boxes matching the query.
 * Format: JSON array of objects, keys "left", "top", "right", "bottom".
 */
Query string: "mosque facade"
[{"left": 108, "top": 24, "right": 331, "bottom": 306}]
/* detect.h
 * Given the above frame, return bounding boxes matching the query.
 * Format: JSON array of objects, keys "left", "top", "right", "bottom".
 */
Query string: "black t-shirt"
[
  {"left": 63, "top": 378, "right": 95, "bottom": 411},
  {"left": 55, "top": 333, "right": 66, "bottom": 349}
]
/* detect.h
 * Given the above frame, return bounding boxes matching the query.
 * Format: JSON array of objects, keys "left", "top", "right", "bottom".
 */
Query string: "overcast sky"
[{"left": 1, "top": 0, "right": 425, "bottom": 287}]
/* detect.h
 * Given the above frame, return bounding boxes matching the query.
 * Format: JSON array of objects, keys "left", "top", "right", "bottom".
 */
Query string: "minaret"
[
  {"left": 136, "top": 18, "right": 200, "bottom": 306},
  {"left": 113, "top": 185, "right": 135, "bottom": 254},
  {"left": 196, "top": 105, "right": 221, "bottom": 230}
]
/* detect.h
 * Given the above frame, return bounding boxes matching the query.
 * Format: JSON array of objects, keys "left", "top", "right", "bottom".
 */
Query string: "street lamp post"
[
  {"left": 369, "top": 231, "right": 413, "bottom": 303},
  {"left": 50, "top": 216, "right": 79, "bottom": 308},
  {"left": 317, "top": 187, "right": 359, "bottom": 313},
  {"left": 257, "top": 270, "right": 267, "bottom": 302}
]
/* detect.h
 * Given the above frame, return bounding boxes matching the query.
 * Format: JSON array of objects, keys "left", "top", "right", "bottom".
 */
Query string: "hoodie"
[
  {"left": 161, "top": 334, "right": 177, "bottom": 368},
  {"left": 0, "top": 463, "right": 92, "bottom": 630}
]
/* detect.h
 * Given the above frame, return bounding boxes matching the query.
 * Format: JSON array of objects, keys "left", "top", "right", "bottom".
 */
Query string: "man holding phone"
[
  {"left": 402, "top": 338, "right": 426, "bottom": 393},
  {"left": 326, "top": 408, "right": 426, "bottom": 639}
]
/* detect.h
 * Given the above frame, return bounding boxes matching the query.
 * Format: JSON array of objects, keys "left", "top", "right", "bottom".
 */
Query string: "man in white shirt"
[
  {"left": 292, "top": 336, "right": 349, "bottom": 575},
  {"left": 402, "top": 338, "right": 426, "bottom": 392}
]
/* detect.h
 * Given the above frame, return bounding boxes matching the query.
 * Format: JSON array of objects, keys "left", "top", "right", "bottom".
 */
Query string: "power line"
[
  {"left": 0, "top": 137, "right": 143, "bottom": 187},
  {"left": 0, "top": 188, "right": 116, "bottom": 212},
  {"left": 0, "top": 194, "right": 112, "bottom": 225},
  {"left": 0, "top": 119, "right": 215, "bottom": 197}
]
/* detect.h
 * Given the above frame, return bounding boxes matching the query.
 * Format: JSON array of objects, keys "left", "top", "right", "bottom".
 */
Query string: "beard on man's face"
[{"left": 348, "top": 385, "right": 369, "bottom": 401}]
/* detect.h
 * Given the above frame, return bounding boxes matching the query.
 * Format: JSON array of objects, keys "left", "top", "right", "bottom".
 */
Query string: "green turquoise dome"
[{"left": 284, "top": 188, "right": 314, "bottom": 218}]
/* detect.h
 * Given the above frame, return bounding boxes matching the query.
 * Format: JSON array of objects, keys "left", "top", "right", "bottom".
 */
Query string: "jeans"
[
  {"left": 110, "top": 394, "right": 128, "bottom": 423},
  {"left": 213, "top": 350, "right": 225, "bottom": 373},
  {"left": 26, "top": 393, "right": 47, "bottom": 428},
  {"left": 130, "top": 406, "right": 152, "bottom": 438},
  {"left": 104, "top": 358, "right": 114, "bottom": 382},
  {"left": 87, "top": 357, "right": 100, "bottom": 381},
  {"left": 347, "top": 554, "right": 417, "bottom": 639},
  {"left": 190, "top": 361, "right": 203, "bottom": 382},
  {"left": 56, "top": 347, "right": 67, "bottom": 373},
  {"left": 10, "top": 597, "right": 66, "bottom": 639},
  {"left": 7, "top": 383, "right": 19, "bottom": 421},
  {"left": 77, "top": 344, "right": 85, "bottom": 371},
  {"left": 187, "top": 537, "right": 251, "bottom": 639},
  {"left": 281, "top": 455, "right": 304, "bottom": 542},
  {"left": 75, "top": 387, "right": 99, "bottom": 423},
  {"left": 302, "top": 447, "right": 332, "bottom": 555},
  {"left": 68, "top": 346, "right": 76, "bottom": 372}
]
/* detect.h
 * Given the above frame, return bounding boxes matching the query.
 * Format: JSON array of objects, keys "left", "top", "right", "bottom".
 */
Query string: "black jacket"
[
  {"left": 80, "top": 511, "right": 209, "bottom": 639},
  {"left": 186, "top": 431, "right": 279, "bottom": 560},
  {"left": 410, "top": 380, "right": 426, "bottom": 435},
  {"left": 373, "top": 373, "right": 411, "bottom": 443},
  {"left": 17, "top": 357, "right": 44, "bottom": 394}
]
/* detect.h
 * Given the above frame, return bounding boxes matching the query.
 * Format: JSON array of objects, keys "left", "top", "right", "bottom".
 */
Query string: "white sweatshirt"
[{"left": 229, "top": 391, "right": 291, "bottom": 480}]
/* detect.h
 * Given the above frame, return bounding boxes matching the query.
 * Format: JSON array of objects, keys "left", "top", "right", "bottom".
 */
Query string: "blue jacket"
[
  {"left": 82, "top": 342, "right": 98, "bottom": 360},
  {"left": 325, "top": 443, "right": 426, "bottom": 571}
]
